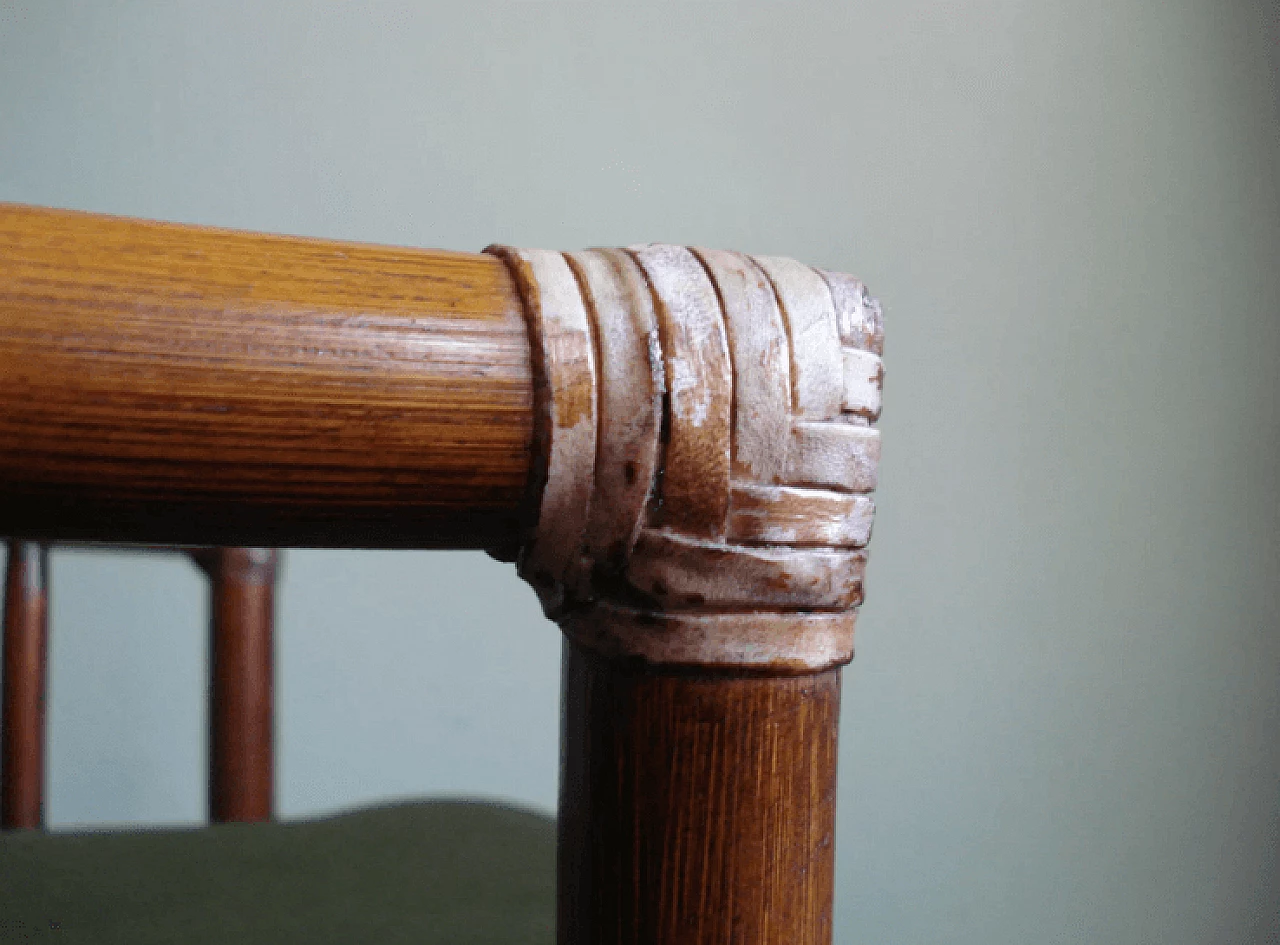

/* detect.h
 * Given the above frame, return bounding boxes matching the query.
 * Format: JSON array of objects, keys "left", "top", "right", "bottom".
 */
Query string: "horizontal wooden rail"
[
  {"left": 0, "top": 204, "right": 534, "bottom": 548},
  {"left": 1, "top": 211, "right": 887, "bottom": 943}
]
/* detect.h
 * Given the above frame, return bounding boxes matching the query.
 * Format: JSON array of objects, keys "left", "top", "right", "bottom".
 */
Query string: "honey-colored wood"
[
  {"left": 558, "top": 641, "right": 841, "bottom": 945},
  {"left": 194, "top": 547, "right": 277, "bottom": 823},
  {"left": 2, "top": 540, "right": 49, "bottom": 830},
  {"left": 0, "top": 212, "right": 888, "bottom": 941},
  {"left": 0, "top": 203, "right": 533, "bottom": 549}
]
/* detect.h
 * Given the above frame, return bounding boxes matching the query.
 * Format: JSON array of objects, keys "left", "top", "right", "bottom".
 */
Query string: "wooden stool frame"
[{"left": 0, "top": 203, "right": 883, "bottom": 945}]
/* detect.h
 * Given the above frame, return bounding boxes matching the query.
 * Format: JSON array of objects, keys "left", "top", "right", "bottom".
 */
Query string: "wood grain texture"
[
  {"left": 2, "top": 540, "right": 48, "bottom": 830},
  {"left": 0, "top": 204, "right": 533, "bottom": 548},
  {"left": 197, "top": 547, "right": 277, "bottom": 823},
  {"left": 559, "top": 640, "right": 841, "bottom": 945},
  {"left": 497, "top": 244, "right": 885, "bottom": 943}
]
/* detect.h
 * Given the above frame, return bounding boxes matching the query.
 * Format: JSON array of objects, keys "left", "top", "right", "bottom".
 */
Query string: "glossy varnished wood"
[
  {"left": 0, "top": 204, "right": 533, "bottom": 548},
  {"left": 0, "top": 215, "right": 884, "bottom": 938},
  {"left": 2, "top": 541, "right": 49, "bottom": 830},
  {"left": 197, "top": 548, "right": 277, "bottom": 823},
  {"left": 558, "top": 641, "right": 841, "bottom": 945}
]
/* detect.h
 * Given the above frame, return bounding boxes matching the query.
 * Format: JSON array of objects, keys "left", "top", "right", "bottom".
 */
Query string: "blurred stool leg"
[
  {"left": 2, "top": 540, "right": 49, "bottom": 830},
  {"left": 195, "top": 548, "right": 278, "bottom": 823}
]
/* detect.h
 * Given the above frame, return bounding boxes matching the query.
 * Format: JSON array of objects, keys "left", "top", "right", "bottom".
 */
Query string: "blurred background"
[{"left": 1, "top": 1, "right": 1277, "bottom": 942}]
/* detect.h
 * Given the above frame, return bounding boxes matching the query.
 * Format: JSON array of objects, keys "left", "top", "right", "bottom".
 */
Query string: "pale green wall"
[{"left": 2, "top": 2, "right": 1277, "bottom": 941}]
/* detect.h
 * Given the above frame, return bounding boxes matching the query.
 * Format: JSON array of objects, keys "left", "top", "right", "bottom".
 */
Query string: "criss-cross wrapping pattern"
[{"left": 487, "top": 244, "right": 883, "bottom": 672}]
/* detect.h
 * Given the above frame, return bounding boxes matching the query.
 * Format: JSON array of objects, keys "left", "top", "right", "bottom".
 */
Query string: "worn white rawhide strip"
[
  {"left": 784, "top": 421, "right": 880, "bottom": 493},
  {"left": 560, "top": 604, "right": 858, "bottom": 674},
  {"left": 565, "top": 249, "right": 664, "bottom": 590},
  {"left": 627, "top": 528, "right": 866, "bottom": 610},
  {"left": 693, "top": 248, "right": 792, "bottom": 484},
  {"left": 753, "top": 255, "right": 843, "bottom": 420},
  {"left": 485, "top": 246, "right": 597, "bottom": 613},
  {"left": 842, "top": 347, "right": 883, "bottom": 420},
  {"left": 820, "top": 268, "right": 884, "bottom": 355},
  {"left": 725, "top": 482, "right": 874, "bottom": 547},
  {"left": 627, "top": 244, "right": 733, "bottom": 539},
  {"left": 494, "top": 243, "right": 882, "bottom": 671}
]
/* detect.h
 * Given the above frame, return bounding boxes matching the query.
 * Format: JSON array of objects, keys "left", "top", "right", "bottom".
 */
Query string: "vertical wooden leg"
[
  {"left": 490, "top": 243, "right": 883, "bottom": 944},
  {"left": 558, "top": 640, "right": 841, "bottom": 945},
  {"left": 2, "top": 540, "right": 49, "bottom": 830},
  {"left": 199, "top": 548, "right": 277, "bottom": 823}
]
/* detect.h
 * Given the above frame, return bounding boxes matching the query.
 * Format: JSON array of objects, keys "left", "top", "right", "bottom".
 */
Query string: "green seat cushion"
[{"left": 0, "top": 800, "right": 554, "bottom": 944}]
